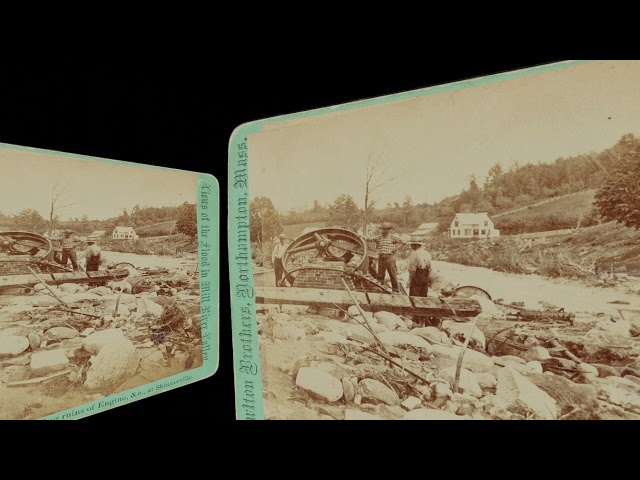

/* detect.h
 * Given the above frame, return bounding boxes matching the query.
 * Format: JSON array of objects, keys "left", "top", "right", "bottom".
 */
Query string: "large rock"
[
  {"left": 521, "top": 346, "right": 552, "bottom": 362},
  {"left": 58, "top": 283, "right": 86, "bottom": 294},
  {"left": 404, "top": 408, "right": 466, "bottom": 420},
  {"left": 310, "top": 331, "right": 350, "bottom": 344},
  {"left": 295, "top": 367, "right": 344, "bottom": 403},
  {"left": 82, "top": 329, "right": 127, "bottom": 355},
  {"left": 578, "top": 363, "right": 599, "bottom": 376},
  {"left": 592, "top": 363, "right": 620, "bottom": 378},
  {"left": 0, "top": 336, "right": 30, "bottom": 357},
  {"left": 45, "top": 327, "right": 79, "bottom": 341},
  {"left": 493, "top": 355, "right": 526, "bottom": 366},
  {"left": 84, "top": 338, "right": 140, "bottom": 391},
  {"left": 342, "top": 377, "right": 356, "bottom": 403},
  {"left": 527, "top": 372, "right": 599, "bottom": 414},
  {"left": 374, "top": 311, "right": 407, "bottom": 331},
  {"left": 412, "top": 326, "right": 450, "bottom": 345},
  {"left": 29, "top": 295, "right": 61, "bottom": 307},
  {"left": 475, "top": 372, "right": 497, "bottom": 389},
  {"left": 357, "top": 378, "right": 400, "bottom": 406},
  {"left": 442, "top": 320, "right": 486, "bottom": 351},
  {"left": 28, "top": 332, "right": 42, "bottom": 350},
  {"left": 443, "top": 367, "right": 483, "bottom": 397},
  {"left": 595, "top": 318, "right": 631, "bottom": 336},
  {"left": 376, "top": 331, "right": 431, "bottom": 350},
  {"left": 496, "top": 367, "right": 558, "bottom": 420},
  {"left": 136, "top": 298, "right": 163, "bottom": 317},
  {"left": 61, "top": 292, "right": 101, "bottom": 304},
  {"left": 285, "top": 325, "right": 306, "bottom": 341},
  {"left": 30, "top": 349, "right": 69, "bottom": 376},
  {"left": 470, "top": 295, "right": 500, "bottom": 316},
  {"left": 101, "top": 293, "right": 137, "bottom": 305},
  {"left": 88, "top": 286, "right": 112, "bottom": 296},
  {"left": 425, "top": 343, "right": 494, "bottom": 372},
  {"left": 401, "top": 396, "right": 423, "bottom": 411},
  {"left": 596, "top": 380, "right": 640, "bottom": 413},
  {"left": 345, "top": 409, "right": 381, "bottom": 420}
]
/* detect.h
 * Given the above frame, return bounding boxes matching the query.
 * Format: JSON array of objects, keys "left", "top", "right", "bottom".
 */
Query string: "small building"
[
  {"left": 449, "top": 213, "right": 500, "bottom": 239},
  {"left": 411, "top": 222, "right": 440, "bottom": 238},
  {"left": 87, "top": 230, "right": 106, "bottom": 241},
  {"left": 112, "top": 226, "right": 138, "bottom": 241}
]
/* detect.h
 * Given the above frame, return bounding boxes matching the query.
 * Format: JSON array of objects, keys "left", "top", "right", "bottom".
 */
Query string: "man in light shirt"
[
  {"left": 407, "top": 236, "right": 432, "bottom": 298},
  {"left": 61, "top": 229, "right": 79, "bottom": 271},
  {"left": 272, "top": 234, "right": 288, "bottom": 286},
  {"left": 84, "top": 240, "right": 102, "bottom": 272}
]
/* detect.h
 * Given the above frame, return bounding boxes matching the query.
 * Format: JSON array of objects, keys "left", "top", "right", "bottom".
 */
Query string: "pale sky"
[
  {"left": 0, "top": 147, "right": 196, "bottom": 220},
  {"left": 248, "top": 60, "right": 640, "bottom": 212}
]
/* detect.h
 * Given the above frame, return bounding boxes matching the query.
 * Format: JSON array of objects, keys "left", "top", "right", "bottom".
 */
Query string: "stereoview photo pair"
[{"left": 230, "top": 60, "right": 640, "bottom": 421}]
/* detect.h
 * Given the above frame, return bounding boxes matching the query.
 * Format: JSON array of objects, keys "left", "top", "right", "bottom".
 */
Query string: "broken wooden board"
[
  {"left": 0, "top": 269, "right": 129, "bottom": 290},
  {"left": 256, "top": 287, "right": 481, "bottom": 317}
]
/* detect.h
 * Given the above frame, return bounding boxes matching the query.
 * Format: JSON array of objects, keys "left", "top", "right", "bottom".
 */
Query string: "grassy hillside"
[
  {"left": 494, "top": 190, "right": 599, "bottom": 235},
  {"left": 135, "top": 220, "right": 177, "bottom": 237}
]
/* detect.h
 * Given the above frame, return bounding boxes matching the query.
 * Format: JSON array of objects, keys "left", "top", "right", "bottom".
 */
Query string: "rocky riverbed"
[
  {"left": 258, "top": 292, "right": 640, "bottom": 420},
  {"left": 0, "top": 254, "right": 203, "bottom": 420}
]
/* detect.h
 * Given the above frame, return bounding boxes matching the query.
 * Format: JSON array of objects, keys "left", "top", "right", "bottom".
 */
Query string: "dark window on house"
[
  {"left": 455, "top": 221, "right": 459, "bottom": 227},
  {"left": 484, "top": 221, "right": 488, "bottom": 227},
  {"left": 458, "top": 230, "right": 460, "bottom": 235},
  {"left": 473, "top": 229, "right": 479, "bottom": 236},
  {"left": 481, "top": 229, "right": 486, "bottom": 235}
]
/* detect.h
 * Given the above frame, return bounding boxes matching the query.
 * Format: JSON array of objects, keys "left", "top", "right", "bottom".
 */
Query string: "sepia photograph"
[
  {"left": 0, "top": 146, "right": 204, "bottom": 419},
  {"left": 245, "top": 60, "right": 640, "bottom": 420}
]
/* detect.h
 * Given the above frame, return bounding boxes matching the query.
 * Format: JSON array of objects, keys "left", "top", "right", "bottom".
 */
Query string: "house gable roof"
[
  {"left": 452, "top": 213, "right": 493, "bottom": 225},
  {"left": 113, "top": 226, "right": 136, "bottom": 234}
]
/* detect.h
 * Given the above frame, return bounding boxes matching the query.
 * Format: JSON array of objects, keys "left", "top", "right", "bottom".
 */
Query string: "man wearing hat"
[
  {"left": 272, "top": 233, "right": 288, "bottom": 286},
  {"left": 61, "top": 229, "right": 79, "bottom": 271},
  {"left": 368, "top": 223, "right": 404, "bottom": 293},
  {"left": 84, "top": 239, "right": 102, "bottom": 272},
  {"left": 407, "top": 236, "right": 432, "bottom": 298}
]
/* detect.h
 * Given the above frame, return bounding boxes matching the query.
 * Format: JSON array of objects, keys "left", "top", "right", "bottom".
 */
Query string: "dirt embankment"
[
  {"left": 258, "top": 296, "right": 640, "bottom": 420},
  {"left": 0, "top": 256, "right": 202, "bottom": 420},
  {"left": 428, "top": 223, "right": 640, "bottom": 291}
]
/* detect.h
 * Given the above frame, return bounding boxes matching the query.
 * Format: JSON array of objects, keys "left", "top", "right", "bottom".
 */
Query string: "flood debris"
[{"left": 0, "top": 255, "right": 203, "bottom": 420}]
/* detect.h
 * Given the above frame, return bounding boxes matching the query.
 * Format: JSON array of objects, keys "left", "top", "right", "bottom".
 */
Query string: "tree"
[
  {"left": 48, "top": 182, "right": 75, "bottom": 235},
  {"left": 328, "top": 194, "right": 360, "bottom": 231},
  {"left": 176, "top": 203, "right": 198, "bottom": 237},
  {"left": 362, "top": 148, "right": 399, "bottom": 235},
  {"left": 249, "top": 197, "right": 282, "bottom": 243},
  {"left": 594, "top": 146, "right": 640, "bottom": 228},
  {"left": 14, "top": 209, "right": 47, "bottom": 232}
]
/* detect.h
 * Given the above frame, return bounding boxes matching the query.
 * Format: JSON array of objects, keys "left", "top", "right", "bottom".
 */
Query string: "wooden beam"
[
  {"left": 255, "top": 287, "right": 481, "bottom": 317},
  {"left": 0, "top": 269, "right": 129, "bottom": 289}
]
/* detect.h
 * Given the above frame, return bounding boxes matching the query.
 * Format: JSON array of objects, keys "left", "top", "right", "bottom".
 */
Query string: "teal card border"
[
  {"left": 0, "top": 142, "right": 219, "bottom": 420},
  {"left": 228, "top": 60, "right": 592, "bottom": 420}
]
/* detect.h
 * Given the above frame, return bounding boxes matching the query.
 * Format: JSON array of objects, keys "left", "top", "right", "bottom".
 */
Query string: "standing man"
[
  {"left": 368, "top": 223, "right": 404, "bottom": 293},
  {"left": 272, "top": 233, "right": 288, "bottom": 286},
  {"left": 84, "top": 240, "right": 102, "bottom": 272},
  {"left": 61, "top": 229, "right": 79, "bottom": 271},
  {"left": 407, "top": 236, "right": 432, "bottom": 298}
]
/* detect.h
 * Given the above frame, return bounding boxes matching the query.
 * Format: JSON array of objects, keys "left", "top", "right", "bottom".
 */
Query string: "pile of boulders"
[
  {"left": 259, "top": 302, "right": 640, "bottom": 420},
  {"left": 0, "top": 272, "right": 203, "bottom": 416}
]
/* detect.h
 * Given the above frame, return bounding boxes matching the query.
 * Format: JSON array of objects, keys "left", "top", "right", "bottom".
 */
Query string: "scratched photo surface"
[
  {"left": 0, "top": 147, "right": 204, "bottom": 419},
  {"left": 246, "top": 60, "right": 640, "bottom": 420}
]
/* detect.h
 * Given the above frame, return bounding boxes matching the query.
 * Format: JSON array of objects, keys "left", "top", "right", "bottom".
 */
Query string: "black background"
[{"left": 0, "top": 58, "right": 567, "bottom": 425}]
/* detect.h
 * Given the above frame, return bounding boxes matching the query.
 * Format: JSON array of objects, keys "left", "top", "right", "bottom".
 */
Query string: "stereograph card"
[
  {"left": 0, "top": 143, "right": 219, "bottom": 420},
  {"left": 230, "top": 60, "right": 640, "bottom": 420}
]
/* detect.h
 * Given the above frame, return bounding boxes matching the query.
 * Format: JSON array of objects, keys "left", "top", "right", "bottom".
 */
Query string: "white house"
[
  {"left": 449, "top": 213, "right": 500, "bottom": 239},
  {"left": 411, "top": 222, "right": 440, "bottom": 238},
  {"left": 112, "top": 226, "right": 138, "bottom": 240}
]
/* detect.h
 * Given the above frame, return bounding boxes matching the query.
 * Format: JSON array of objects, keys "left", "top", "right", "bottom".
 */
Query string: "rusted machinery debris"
[
  {"left": 0, "top": 231, "right": 129, "bottom": 291},
  {"left": 264, "top": 227, "right": 482, "bottom": 317}
]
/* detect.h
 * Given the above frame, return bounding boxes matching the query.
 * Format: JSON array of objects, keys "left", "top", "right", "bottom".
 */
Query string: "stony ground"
[
  {"left": 0, "top": 254, "right": 203, "bottom": 420},
  {"left": 257, "top": 293, "right": 640, "bottom": 420}
]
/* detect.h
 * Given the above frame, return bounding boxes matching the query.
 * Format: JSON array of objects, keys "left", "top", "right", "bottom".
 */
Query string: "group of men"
[
  {"left": 271, "top": 222, "right": 432, "bottom": 298},
  {"left": 54, "top": 229, "right": 102, "bottom": 272}
]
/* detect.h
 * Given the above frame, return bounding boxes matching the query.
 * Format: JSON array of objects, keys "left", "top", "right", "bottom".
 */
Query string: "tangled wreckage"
[
  {"left": 0, "top": 231, "right": 130, "bottom": 291},
  {"left": 256, "top": 227, "right": 483, "bottom": 319}
]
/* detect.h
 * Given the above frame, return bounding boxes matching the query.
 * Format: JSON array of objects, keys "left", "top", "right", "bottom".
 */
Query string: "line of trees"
[{"left": 251, "top": 133, "right": 640, "bottom": 238}]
